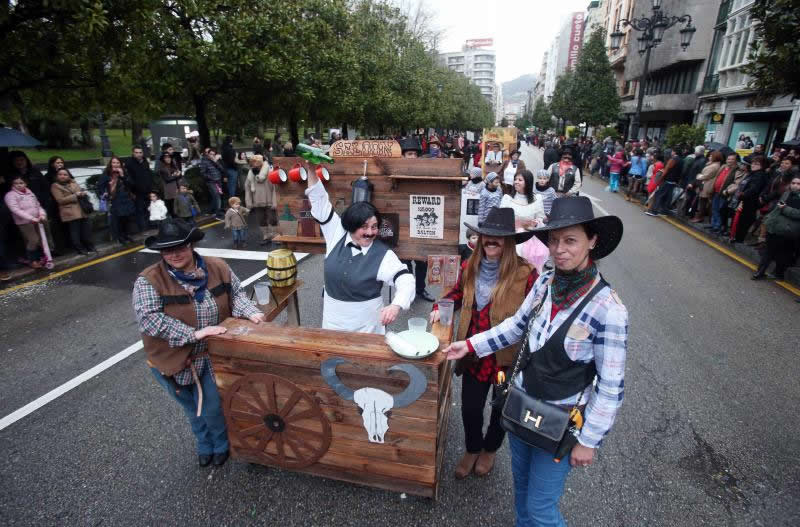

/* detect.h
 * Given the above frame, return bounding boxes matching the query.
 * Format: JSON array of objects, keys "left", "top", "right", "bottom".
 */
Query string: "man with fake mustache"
[{"left": 429, "top": 206, "right": 538, "bottom": 478}]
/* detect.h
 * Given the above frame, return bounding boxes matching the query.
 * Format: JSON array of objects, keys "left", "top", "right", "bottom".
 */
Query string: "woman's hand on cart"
[
  {"left": 442, "top": 341, "right": 469, "bottom": 360},
  {"left": 194, "top": 325, "right": 227, "bottom": 341},
  {"left": 428, "top": 309, "right": 440, "bottom": 325},
  {"left": 248, "top": 312, "right": 266, "bottom": 324},
  {"left": 380, "top": 304, "right": 401, "bottom": 326}
]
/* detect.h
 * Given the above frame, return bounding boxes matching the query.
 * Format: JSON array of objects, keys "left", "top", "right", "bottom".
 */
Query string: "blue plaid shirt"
[{"left": 467, "top": 271, "right": 628, "bottom": 449}]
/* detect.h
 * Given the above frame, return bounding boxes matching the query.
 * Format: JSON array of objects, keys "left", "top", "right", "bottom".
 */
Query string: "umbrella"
[
  {"left": 0, "top": 127, "right": 42, "bottom": 148},
  {"left": 704, "top": 141, "right": 727, "bottom": 151}
]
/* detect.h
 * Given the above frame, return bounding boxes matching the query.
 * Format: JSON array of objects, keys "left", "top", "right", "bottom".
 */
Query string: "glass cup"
[
  {"left": 437, "top": 299, "right": 454, "bottom": 327},
  {"left": 253, "top": 281, "right": 271, "bottom": 305},
  {"left": 408, "top": 317, "right": 427, "bottom": 332}
]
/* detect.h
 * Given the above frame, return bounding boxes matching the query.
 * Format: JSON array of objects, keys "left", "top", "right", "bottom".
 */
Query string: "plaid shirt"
[
  {"left": 467, "top": 271, "right": 628, "bottom": 449},
  {"left": 132, "top": 270, "right": 261, "bottom": 385},
  {"left": 439, "top": 263, "right": 536, "bottom": 382}
]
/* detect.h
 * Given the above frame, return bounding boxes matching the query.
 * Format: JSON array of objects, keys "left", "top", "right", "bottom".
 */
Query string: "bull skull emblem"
[{"left": 321, "top": 358, "right": 426, "bottom": 443}]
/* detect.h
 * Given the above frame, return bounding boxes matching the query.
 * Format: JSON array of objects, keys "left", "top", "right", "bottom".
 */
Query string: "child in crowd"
[
  {"left": 224, "top": 196, "right": 250, "bottom": 249},
  {"left": 534, "top": 169, "right": 557, "bottom": 216},
  {"left": 464, "top": 167, "right": 484, "bottom": 195},
  {"left": 174, "top": 183, "right": 200, "bottom": 225},
  {"left": 4, "top": 175, "right": 47, "bottom": 268},
  {"left": 148, "top": 191, "right": 168, "bottom": 228},
  {"left": 478, "top": 172, "right": 502, "bottom": 223},
  {"left": 459, "top": 229, "right": 479, "bottom": 262}
]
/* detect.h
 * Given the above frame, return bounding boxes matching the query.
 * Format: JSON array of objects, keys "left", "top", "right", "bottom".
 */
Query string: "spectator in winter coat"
[
  {"left": 4, "top": 175, "right": 47, "bottom": 267},
  {"left": 174, "top": 183, "right": 200, "bottom": 225},
  {"left": 731, "top": 156, "right": 769, "bottom": 243},
  {"left": 625, "top": 148, "right": 648, "bottom": 201},
  {"left": 478, "top": 172, "right": 502, "bottom": 223},
  {"left": 752, "top": 175, "right": 800, "bottom": 280},
  {"left": 534, "top": 169, "right": 557, "bottom": 216},
  {"left": 200, "top": 148, "right": 225, "bottom": 218},
  {"left": 708, "top": 153, "right": 741, "bottom": 233},
  {"left": 606, "top": 147, "right": 628, "bottom": 193},
  {"left": 97, "top": 156, "right": 137, "bottom": 245},
  {"left": 691, "top": 150, "right": 723, "bottom": 223},
  {"left": 157, "top": 152, "right": 183, "bottom": 217},
  {"left": 244, "top": 155, "right": 278, "bottom": 245},
  {"left": 126, "top": 145, "right": 155, "bottom": 232},
  {"left": 148, "top": 191, "right": 168, "bottom": 227},
  {"left": 50, "top": 167, "right": 96, "bottom": 255},
  {"left": 221, "top": 136, "right": 238, "bottom": 199}
]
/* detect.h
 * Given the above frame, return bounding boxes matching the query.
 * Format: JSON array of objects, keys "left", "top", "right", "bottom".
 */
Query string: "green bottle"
[{"left": 296, "top": 143, "right": 334, "bottom": 165}]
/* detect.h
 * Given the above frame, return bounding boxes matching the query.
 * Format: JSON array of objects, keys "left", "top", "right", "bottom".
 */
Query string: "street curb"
[
  {"left": 0, "top": 215, "right": 221, "bottom": 289},
  {"left": 617, "top": 191, "right": 800, "bottom": 290}
]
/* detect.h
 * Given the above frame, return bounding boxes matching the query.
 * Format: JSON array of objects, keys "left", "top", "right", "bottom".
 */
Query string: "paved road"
[{"left": 1, "top": 145, "right": 798, "bottom": 526}]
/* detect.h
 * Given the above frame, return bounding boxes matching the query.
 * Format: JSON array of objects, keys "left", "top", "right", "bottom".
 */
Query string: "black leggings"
[
  {"left": 66, "top": 218, "right": 93, "bottom": 251},
  {"left": 461, "top": 371, "right": 505, "bottom": 454}
]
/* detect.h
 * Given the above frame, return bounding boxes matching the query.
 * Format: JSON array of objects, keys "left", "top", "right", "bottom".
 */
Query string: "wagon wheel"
[{"left": 225, "top": 373, "right": 331, "bottom": 469}]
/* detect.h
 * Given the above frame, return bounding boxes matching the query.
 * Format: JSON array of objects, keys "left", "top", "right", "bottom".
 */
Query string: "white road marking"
[
  {"left": 579, "top": 192, "right": 611, "bottom": 216},
  {"left": 140, "top": 247, "right": 309, "bottom": 262},
  {"left": 0, "top": 257, "right": 309, "bottom": 432}
]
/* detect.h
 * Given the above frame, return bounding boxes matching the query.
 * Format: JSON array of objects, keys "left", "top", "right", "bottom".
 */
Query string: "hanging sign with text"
[
  {"left": 330, "top": 140, "right": 401, "bottom": 158},
  {"left": 409, "top": 195, "right": 444, "bottom": 239},
  {"left": 567, "top": 13, "right": 585, "bottom": 71}
]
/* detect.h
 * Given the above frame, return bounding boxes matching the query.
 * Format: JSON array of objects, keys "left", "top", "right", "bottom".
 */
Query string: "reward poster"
[{"left": 410, "top": 195, "right": 444, "bottom": 239}]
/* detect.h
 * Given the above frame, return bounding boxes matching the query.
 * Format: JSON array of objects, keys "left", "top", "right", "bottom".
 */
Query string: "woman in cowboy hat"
[
  {"left": 430, "top": 207, "right": 538, "bottom": 478},
  {"left": 444, "top": 197, "right": 628, "bottom": 526},
  {"left": 132, "top": 218, "right": 266, "bottom": 468}
]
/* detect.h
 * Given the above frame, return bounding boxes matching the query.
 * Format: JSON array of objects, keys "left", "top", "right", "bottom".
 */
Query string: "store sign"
[
  {"left": 711, "top": 113, "right": 725, "bottom": 124},
  {"left": 466, "top": 38, "right": 494, "bottom": 48},
  {"left": 567, "top": 13, "right": 585, "bottom": 71},
  {"left": 409, "top": 195, "right": 444, "bottom": 239}
]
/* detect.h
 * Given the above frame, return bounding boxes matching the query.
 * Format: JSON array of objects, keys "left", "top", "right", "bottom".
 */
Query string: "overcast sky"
[{"left": 427, "top": 0, "right": 593, "bottom": 84}]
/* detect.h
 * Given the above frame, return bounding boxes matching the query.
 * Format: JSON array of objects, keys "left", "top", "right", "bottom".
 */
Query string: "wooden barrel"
[{"left": 267, "top": 249, "right": 297, "bottom": 287}]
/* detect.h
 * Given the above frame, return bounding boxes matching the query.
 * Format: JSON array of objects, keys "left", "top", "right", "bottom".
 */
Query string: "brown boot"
[
  {"left": 454, "top": 452, "right": 479, "bottom": 479},
  {"left": 474, "top": 450, "right": 497, "bottom": 477}
]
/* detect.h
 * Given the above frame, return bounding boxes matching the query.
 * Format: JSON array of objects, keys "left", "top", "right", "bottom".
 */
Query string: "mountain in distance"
[{"left": 502, "top": 74, "right": 537, "bottom": 104}]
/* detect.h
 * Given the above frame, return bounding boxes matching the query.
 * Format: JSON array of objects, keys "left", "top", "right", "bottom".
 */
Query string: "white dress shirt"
[{"left": 305, "top": 182, "right": 415, "bottom": 334}]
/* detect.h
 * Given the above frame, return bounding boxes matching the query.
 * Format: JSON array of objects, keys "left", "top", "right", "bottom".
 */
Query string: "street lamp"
[{"left": 608, "top": 3, "right": 695, "bottom": 141}]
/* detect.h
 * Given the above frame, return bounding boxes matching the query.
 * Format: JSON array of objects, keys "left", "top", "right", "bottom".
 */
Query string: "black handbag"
[
  {"left": 78, "top": 194, "right": 94, "bottom": 214},
  {"left": 494, "top": 280, "right": 599, "bottom": 455}
]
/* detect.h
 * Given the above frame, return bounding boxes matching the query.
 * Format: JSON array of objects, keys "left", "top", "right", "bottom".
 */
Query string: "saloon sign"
[{"left": 330, "top": 140, "right": 401, "bottom": 158}]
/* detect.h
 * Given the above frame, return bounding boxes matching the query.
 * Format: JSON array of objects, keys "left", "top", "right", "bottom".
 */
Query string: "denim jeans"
[
  {"left": 150, "top": 366, "right": 229, "bottom": 456},
  {"left": 509, "top": 434, "right": 573, "bottom": 527},
  {"left": 226, "top": 168, "right": 239, "bottom": 198},
  {"left": 710, "top": 194, "right": 726, "bottom": 230},
  {"left": 232, "top": 228, "right": 247, "bottom": 242},
  {"left": 609, "top": 172, "right": 620, "bottom": 192},
  {"left": 206, "top": 181, "right": 222, "bottom": 216}
]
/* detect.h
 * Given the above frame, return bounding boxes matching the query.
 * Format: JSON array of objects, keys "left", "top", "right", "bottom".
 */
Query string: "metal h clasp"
[{"left": 524, "top": 410, "right": 543, "bottom": 428}]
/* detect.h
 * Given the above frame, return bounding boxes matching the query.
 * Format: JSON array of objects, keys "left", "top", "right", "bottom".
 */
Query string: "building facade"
[
  {"left": 620, "top": 0, "right": 718, "bottom": 141},
  {"left": 605, "top": 0, "right": 638, "bottom": 105},
  {"left": 696, "top": 0, "right": 800, "bottom": 153},
  {"left": 439, "top": 46, "right": 497, "bottom": 105},
  {"left": 584, "top": 1, "right": 605, "bottom": 44}
]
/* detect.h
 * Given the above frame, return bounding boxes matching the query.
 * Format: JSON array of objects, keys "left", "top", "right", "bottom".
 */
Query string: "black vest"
[
  {"left": 521, "top": 279, "right": 606, "bottom": 400},
  {"left": 324, "top": 235, "right": 388, "bottom": 302}
]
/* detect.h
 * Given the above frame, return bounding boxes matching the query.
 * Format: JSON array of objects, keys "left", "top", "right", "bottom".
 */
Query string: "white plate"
[{"left": 392, "top": 330, "right": 440, "bottom": 359}]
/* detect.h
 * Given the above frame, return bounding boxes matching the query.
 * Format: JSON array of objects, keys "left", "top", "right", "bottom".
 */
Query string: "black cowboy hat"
[
  {"left": 399, "top": 136, "right": 422, "bottom": 154},
  {"left": 531, "top": 197, "right": 622, "bottom": 259},
  {"left": 463, "top": 207, "right": 535, "bottom": 244},
  {"left": 145, "top": 218, "right": 205, "bottom": 250}
]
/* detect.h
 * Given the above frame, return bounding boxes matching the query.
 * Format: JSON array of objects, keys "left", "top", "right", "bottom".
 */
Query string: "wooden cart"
[{"left": 208, "top": 143, "right": 464, "bottom": 497}]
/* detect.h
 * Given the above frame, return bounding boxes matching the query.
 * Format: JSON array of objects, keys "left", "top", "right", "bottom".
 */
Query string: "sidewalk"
[{"left": 1, "top": 214, "right": 220, "bottom": 287}]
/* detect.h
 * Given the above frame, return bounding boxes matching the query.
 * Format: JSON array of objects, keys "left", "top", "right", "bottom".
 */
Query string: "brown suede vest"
[
  {"left": 140, "top": 256, "right": 232, "bottom": 375},
  {"left": 456, "top": 259, "right": 534, "bottom": 366}
]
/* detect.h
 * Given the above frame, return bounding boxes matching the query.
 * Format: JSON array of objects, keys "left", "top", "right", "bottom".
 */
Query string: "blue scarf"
[
  {"left": 476, "top": 256, "right": 499, "bottom": 311},
  {"left": 167, "top": 252, "right": 209, "bottom": 301}
]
